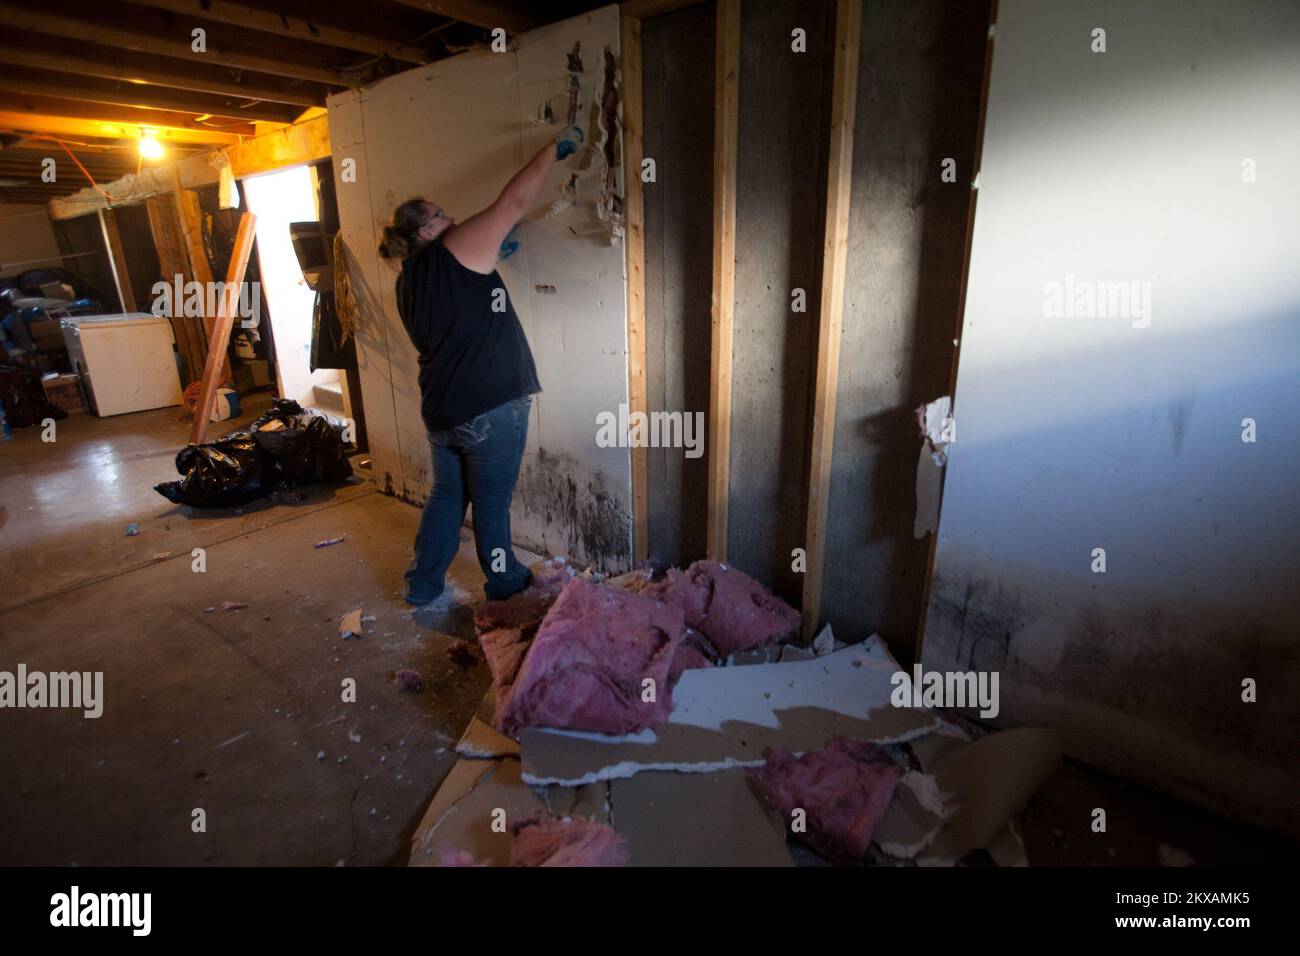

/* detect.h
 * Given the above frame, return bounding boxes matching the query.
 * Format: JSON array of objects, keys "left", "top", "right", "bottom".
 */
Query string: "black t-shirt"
[{"left": 396, "top": 239, "right": 541, "bottom": 432}]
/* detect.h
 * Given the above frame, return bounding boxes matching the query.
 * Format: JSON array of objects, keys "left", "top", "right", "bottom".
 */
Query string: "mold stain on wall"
[{"left": 515, "top": 448, "right": 632, "bottom": 573}]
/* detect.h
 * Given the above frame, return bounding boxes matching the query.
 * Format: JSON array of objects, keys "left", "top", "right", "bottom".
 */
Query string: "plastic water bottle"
[{"left": 0, "top": 398, "right": 11, "bottom": 443}]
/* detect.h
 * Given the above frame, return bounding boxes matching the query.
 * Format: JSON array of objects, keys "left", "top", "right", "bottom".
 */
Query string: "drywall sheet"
[
  {"left": 922, "top": 0, "right": 1300, "bottom": 834},
  {"left": 520, "top": 641, "right": 942, "bottom": 786},
  {"left": 408, "top": 757, "right": 542, "bottom": 867},
  {"left": 819, "top": 0, "right": 990, "bottom": 658},
  {"left": 640, "top": 3, "right": 715, "bottom": 566},
  {"left": 610, "top": 769, "right": 793, "bottom": 866},
  {"left": 328, "top": 5, "right": 633, "bottom": 572}
]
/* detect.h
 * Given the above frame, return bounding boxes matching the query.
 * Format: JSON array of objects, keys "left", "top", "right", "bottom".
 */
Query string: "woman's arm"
[{"left": 443, "top": 126, "right": 583, "bottom": 274}]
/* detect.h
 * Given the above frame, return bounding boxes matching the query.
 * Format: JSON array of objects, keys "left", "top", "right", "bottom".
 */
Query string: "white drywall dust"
[{"left": 327, "top": 6, "right": 632, "bottom": 572}]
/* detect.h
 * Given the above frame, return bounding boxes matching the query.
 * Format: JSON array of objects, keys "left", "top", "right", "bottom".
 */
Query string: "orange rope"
[{"left": 30, "top": 135, "right": 119, "bottom": 203}]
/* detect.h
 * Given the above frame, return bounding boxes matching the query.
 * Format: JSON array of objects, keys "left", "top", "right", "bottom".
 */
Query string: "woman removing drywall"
[{"left": 378, "top": 124, "right": 584, "bottom": 620}]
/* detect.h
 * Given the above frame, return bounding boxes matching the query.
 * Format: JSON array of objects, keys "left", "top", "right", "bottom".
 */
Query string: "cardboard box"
[
  {"left": 41, "top": 373, "right": 86, "bottom": 415},
  {"left": 247, "top": 359, "right": 272, "bottom": 387}
]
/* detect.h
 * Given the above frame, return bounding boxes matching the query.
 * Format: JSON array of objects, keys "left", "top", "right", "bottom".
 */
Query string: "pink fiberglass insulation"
[
  {"left": 510, "top": 811, "right": 629, "bottom": 867},
  {"left": 479, "top": 627, "right": 533, "bottom": 724},
  {"left": 499, "top": 577, "right": 685, "bottom": 737},
  {"left": 752, "top": 738, "right": 902, "bottom": 865},
  {"left": 639, "top": 560, "right": 800, "bottom": 656},
  {"left": 668, "top": 640, "right": 715, "bottom": 683},
  {"left": 474, "top": 572, "right": 572, "bottom": 727}
]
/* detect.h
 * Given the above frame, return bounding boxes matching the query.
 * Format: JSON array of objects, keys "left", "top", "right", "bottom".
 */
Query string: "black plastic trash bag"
[
  {"left": 155, "top": 398, "right": 352, "bottom": 508},
  {"left": 155, "top": 433, "right": 269, "bottom": 508},
  {"left": 252, "top": 402, "right": 353, "bottom": 486}
]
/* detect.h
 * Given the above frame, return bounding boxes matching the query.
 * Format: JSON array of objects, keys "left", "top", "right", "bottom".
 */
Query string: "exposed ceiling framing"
[{"left": 0, "top": 0, "right": 602, "bottom": 205}]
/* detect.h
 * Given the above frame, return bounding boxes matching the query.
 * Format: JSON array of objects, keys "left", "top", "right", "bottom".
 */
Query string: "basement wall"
[
  {"left": 640, "top": 2, "right": 714, "bottom": 568},
  {"left": 0, "top": 203, "right": 62, "bottom": 274},
  {"left": 328, "top": 5, "right": 633, "bottom": 572},
  {"left": 821, "top": 0, "right": 990, "bottom": 656},
  {"left": 921, "top": 0, "right": 1300, "bottom": 834},
  {"left": 641, "top": 0, "right": 987, "bottom": 639}
]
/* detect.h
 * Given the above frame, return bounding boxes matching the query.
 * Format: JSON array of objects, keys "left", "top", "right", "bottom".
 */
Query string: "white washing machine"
[{"left": 61, "top": 313, "right": 183, "bottom": 417}]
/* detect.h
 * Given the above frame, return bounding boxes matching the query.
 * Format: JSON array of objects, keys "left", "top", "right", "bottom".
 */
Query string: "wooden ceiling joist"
[
  {"left": 0, "top": 33, "right": 326, "bottom": 108},
  {"left": 0, "top": 2, "right": 347, "bottom": 87},
  {"left": 0, "top": 67, "right": 299, "bottom": 125},
  {"left": 0, "top": 93, "right": 256, "bottom": 137},
  {"left": 387, "top": 0, "right": 540, "bottom": 34},
  {"left": 126, "top": 0, "right": 433, "bottom": 65},
  {"left": 0, "top": 112, "right": 246, "bottom": 149}
]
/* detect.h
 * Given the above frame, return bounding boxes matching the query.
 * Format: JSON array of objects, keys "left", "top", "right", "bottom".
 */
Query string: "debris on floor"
[
  {"left": 409, "top": 557, "right": 1066, "bottom": 867},
  {"left": 338, "top": 608, "right": 364, "bottom": 639},
  {"left": 445, "top": 639, "right": 478, "bottom": 667},
  {"left": 314, "top": 535, "right": 347, "bottom": 549},
  {"left": 125, "top": 523, "right": 140, "bottom": 536},
  {"left": 220, "top": 601, "right": 248, "bottom": 612},
  {"left": 395, "top": 669, "right": 424, "bottom": 693}
]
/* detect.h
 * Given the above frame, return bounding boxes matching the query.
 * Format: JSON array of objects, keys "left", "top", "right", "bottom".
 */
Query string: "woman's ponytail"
[{"left": 378, "top": 197, "right": 430, "bottom": 260}]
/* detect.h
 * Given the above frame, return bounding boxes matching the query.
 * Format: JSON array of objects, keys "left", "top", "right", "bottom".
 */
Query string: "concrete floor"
[
  {"left": 0, "top": 395, "right": 1291, "bottom": 866},
  {"left": 0, "top": 394, "right": 508, "bottom": 865}
]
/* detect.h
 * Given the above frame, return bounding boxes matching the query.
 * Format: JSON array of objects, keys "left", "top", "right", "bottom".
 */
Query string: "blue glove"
[{"left": 555, "top": 125, "right": 584, "bottom": 160}]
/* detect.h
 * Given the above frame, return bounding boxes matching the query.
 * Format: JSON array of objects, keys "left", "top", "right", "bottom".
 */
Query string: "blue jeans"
[{"left": 404, "top": 396, "right": 533, "bottom": 604}]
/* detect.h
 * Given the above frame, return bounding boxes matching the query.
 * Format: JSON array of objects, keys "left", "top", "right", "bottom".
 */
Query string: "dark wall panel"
[
  {"left": 820, "top": 0, "right": 990, "bottom": 658},
  {"left": 641, "top": 2, "right": 715, "bottom": 568},
  {"left": 726, "top": 0, "right": 833, "bottom": 604}
]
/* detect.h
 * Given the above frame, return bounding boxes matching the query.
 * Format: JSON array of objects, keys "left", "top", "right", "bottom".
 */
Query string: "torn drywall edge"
[
  {"left": 408, "top": 757, "right": 497, "bottom": 865},
  {"left": 520, "top": 715, "right": 943, "bottom": 787},
  {"left": 671, "top": 643, "right": 896, "bottom": 731},
  {"left": 519, "top": 641, "right": 944, "bottom": 785},
  {"left": 455, "top": 716, "right": 521, "bottom": 758},
  {"left": 410, "top": 757, "right": 545, "bottom": 867},
  {"left": 916, "top": 727, "right": 1064, "bottom": 865},
  {"left": 875, "top": 771, "right": 957, "bottom": 860}
]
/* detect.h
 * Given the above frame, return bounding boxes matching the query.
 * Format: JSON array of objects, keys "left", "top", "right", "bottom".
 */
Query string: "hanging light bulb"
[{"left": 139, "top": 131, "right": 164, "bottom": 160}]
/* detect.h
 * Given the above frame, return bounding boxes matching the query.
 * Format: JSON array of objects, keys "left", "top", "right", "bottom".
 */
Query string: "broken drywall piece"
[
  {"left": 875, "top": 771, "right": 957, "bottom": 860},
  {"left": 457, "top": 716, "right": 520, "bottom": 758},
  {"left": 914, "top": 395, "right": 952, "bottom": 538},
  {"left": 408, "top": 758, "right": 495, "bottom": 866},
  {"left": 916, "top": 727, "right": 1064, "bottom": 866},
  {"left": 916, "top": 395, "right": 953, "bottom": 466},
  {"left": 609, "top": 770, "right": 793, "bottom": 867},
  {"left": 457, "top": 695, "right": 520, "bottom": 758},
  {"left": 338, "top": 608, "right": 363, "bottom": 639},
  {"left": 521, "top": 644, "right": 943, "bottom": 786},
  {"left": 408, "top": 757, "right": 544, "bottom": 868},
  {"left": 538, "top": 780, "right": 610, "bottom": 826},
  {"left": 987, "top": 820, "right": 1029, "bottom": 867},
  {"left": 811, "top": 624, "right": 835, "bottom": 656},
  {"left": 907, "top": 723, "right": 972, "bottom": 773}
]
